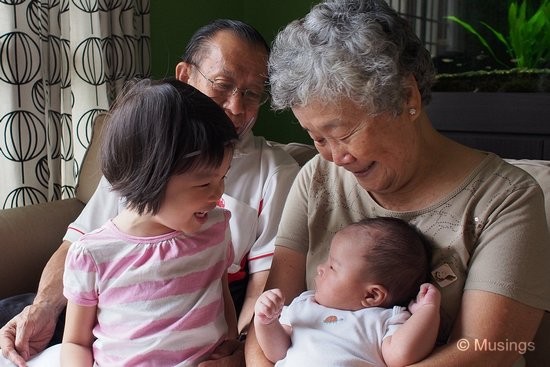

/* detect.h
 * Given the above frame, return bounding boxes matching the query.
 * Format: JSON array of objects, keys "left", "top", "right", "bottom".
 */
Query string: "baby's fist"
[
  {"left": 254, "top": 289, "right": 285, "bottom": 325},
  {"left": 408, "top": 283, "right": 441, "bottom": 314}
]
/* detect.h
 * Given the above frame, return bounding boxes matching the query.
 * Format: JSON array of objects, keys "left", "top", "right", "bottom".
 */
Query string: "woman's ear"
[
  {"left": 405, "top": 74, "right": 422, "bottom": 120},
  {"left": 361, "top": 284, "right": 388, "bottom": 308},
  {"left": 175, "top": 62, "right": 192, "bottom": 83}
]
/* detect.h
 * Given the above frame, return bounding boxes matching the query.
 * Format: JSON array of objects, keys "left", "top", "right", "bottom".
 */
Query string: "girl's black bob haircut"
[{"left": 101, "top": 78, "right": 237, "bottom": 215}]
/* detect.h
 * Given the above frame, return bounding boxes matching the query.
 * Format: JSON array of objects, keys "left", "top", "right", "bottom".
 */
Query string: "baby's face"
[{"left": 314, "top": 228, "right": 371, "bottom": 311}]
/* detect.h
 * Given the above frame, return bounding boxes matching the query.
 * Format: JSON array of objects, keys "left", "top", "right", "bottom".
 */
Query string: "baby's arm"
[
  {"left": 253, "top": 288, "right": 292, "bottom": 363},
  {"left": 381, "top": 283, "right": 441, "bottom": 367}
]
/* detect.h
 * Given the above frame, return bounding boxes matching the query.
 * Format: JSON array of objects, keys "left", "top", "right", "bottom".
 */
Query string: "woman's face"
[{"left": 292, "top": 98, "right": 418, "bottom": 196}]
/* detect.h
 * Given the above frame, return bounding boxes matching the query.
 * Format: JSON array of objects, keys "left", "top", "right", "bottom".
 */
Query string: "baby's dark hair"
[
  {"left": 101, "top": 78, "right": 237, "bottom": 215},
  {"left": 352, "top": 217, "right": 431, "bottom": 307}
]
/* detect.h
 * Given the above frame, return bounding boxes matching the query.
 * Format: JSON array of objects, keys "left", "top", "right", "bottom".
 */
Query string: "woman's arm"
[
  {"left": 245, "top": 246, "right": 307, "bottom": 366},
  {"left": 411, "top": 290, "right": 543, "bottom": 367},
  {"left": 238, "top": 270, "right": 269, "bottom": 333},
  {"left": 61, "top": 301, "right": 96, "bottom": 367}
]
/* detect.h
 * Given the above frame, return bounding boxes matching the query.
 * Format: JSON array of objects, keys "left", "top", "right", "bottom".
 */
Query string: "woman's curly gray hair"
[{"left": 269, "top": 0, "right": 435, "bottom": 116}]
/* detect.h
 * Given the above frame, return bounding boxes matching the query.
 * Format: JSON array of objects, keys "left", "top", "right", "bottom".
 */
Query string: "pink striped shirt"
[{"left": 63, "top": 208, "right": 234, "bottom": 366}]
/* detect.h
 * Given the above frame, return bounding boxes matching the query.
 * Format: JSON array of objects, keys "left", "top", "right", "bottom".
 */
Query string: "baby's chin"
[{"left": 313, "top": 291, "right": 328, "bottom": 307}]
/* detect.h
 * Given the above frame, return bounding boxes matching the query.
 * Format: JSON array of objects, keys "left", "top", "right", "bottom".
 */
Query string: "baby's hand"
[
  {"left": 408, "top": 283, "right": 441, "bottom": 314},
  {"left": 254, "top": 288, "right": 285, "bottom": 325}
]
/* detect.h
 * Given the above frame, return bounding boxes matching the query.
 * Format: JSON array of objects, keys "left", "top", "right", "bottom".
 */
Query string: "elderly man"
[{"left": 0, "top": 19, "right": 299, "bottom": 367}]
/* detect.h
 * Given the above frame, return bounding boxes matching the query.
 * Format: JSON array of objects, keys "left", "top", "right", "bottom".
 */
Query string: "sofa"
[{"left": 1, "top": 113, "right": 549, "bottom": 365}]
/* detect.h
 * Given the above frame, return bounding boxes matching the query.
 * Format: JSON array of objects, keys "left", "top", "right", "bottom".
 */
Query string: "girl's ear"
[
  {"left": 175, "top": 62, "right": 192, "bottom": 83},
  {"left": 361, "top": 284, "right": 388, "bottom": 308}
]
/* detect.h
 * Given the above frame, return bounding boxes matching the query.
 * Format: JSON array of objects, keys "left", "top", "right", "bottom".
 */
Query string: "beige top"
[{"left": 276, "top": 153, "right": 550, "bottom": 343}]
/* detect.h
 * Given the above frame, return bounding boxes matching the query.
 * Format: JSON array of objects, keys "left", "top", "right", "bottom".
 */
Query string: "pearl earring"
[{"left": 408, "top": 108, "right": 417, "bottom": 116}]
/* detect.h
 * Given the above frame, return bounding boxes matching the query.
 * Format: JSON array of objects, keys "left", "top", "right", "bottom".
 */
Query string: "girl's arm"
[
  {"left": 382, "top": 284, "right": 441, "bottom": 367},
  {"left": 61, "top": 301, "right": 96, "bottom": 367},
  {"left": 222, "top": 273, "right": 238, "bottom": 340}
]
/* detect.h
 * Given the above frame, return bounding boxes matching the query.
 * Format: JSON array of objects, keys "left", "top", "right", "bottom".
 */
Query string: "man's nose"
[{"left": 223, "top": 91, "right": 246, "bottom": 116}]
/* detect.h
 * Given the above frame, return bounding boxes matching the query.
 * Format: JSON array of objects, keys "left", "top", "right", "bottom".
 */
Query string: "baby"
[{"left": 254, "top": 217, "right": 440, "bottom": 366}]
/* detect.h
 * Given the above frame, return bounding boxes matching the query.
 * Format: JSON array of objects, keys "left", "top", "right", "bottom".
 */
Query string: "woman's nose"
[{"left": 329, "top": 143, "right": 354, "bottom": 166}]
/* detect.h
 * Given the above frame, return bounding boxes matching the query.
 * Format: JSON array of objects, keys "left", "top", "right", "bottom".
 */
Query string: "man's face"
[{"left": 178, "top": 30, "right": 268, "bottom": 136}]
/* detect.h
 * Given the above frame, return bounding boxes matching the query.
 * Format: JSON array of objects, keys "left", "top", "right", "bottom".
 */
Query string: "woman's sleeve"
[
  {"left": 274, "top": 159, "right": 316, "bottom": 254},
  {"left": 467, "top": 183, "right": 550, "bottom": 310}
]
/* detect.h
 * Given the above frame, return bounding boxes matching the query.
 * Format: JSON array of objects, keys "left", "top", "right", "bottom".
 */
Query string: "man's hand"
[
  {"left": 0, "top": 303, "right": 58, "bottom": 367},
  {"left": 198, "top": 339, "right": 244, "bottom": 367}
]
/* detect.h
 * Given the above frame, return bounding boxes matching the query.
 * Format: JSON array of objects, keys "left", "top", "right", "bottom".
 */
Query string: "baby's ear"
[{"left": 361, "top": 284, "right": 388, "bottom": 308}]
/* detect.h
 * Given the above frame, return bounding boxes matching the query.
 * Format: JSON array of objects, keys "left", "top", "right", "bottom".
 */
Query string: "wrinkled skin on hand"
[
  {"left": 199, "top": 339, "right": 244, "bottom": 367},
  {"left": 0, "top": 303, "right": 57, "bottom": 367}
]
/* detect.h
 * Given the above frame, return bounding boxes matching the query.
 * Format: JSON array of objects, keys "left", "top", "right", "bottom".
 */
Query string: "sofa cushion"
[
  {"left": 268, "top": 141, "right": 318, "bottom": 167},
  {"left": 506, "top": 159, "right": 550, "bottom": 230}
]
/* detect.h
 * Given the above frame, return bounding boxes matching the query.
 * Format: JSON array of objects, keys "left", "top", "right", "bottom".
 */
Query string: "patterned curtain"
[{"left": 0, "top": 0, "right": 150, "bottom": 209}]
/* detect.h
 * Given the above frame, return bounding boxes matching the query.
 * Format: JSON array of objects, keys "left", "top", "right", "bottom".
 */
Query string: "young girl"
[{"left": 61, "top": 78, "right": 238, "bottom": 366}]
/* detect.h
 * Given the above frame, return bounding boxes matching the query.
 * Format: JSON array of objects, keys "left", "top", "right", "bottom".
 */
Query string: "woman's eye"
[
  {"left": 313, "top": 138, "right": 326, "bottom": 146},
  {"left": 340, "top": 133, "right": 352, "bottom": 142}
]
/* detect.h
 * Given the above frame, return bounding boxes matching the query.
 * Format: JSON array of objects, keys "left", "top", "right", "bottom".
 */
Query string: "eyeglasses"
[{"left": 192, "top": 65, "right": 269, "bottom": 107}]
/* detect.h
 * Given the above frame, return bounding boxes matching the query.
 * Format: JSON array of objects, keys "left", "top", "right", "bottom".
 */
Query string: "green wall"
[{"left": 150, "top": 1, "right": 319, "bottom": 144}]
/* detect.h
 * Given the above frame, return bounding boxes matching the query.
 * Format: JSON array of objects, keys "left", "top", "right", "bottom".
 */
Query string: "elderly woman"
[{"left": 245, "top": 0, "right": 550, "bottom": 366}]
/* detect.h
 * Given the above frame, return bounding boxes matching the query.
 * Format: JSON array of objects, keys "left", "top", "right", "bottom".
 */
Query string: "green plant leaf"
[
  {"left": 481, "top": 21, "right": 511, "bottom": 65},
  {"left": 445, "top": 16, "right": 509, "bottom": 68},
  {"left": 446, "top": 0, "right": 550, "bottom": 70}
]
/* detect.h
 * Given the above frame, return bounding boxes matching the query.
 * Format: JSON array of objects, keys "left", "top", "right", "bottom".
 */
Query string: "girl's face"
[
  {"left": 154, "top": 149, "right": 233, "bottom": 234},
  {"left": 291, "top": 98, "right": 419, "bottom": 198}
]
